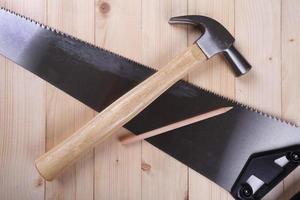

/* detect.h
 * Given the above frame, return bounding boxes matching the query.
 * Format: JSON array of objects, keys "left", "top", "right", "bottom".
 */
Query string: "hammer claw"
[{"left": 169, "top": 15, "right": 252, "bottom": 76}]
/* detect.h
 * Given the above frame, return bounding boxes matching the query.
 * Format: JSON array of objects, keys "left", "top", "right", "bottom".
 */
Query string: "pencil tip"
[{"left": 224, "top": 106, "right": 234, "bottom": 112}]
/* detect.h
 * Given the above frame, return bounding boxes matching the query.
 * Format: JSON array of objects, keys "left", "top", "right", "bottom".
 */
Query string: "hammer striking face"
[
  {"left": 169, "top": 15, "right": 251, "bottom": 76},
  {"left": 35, "top": 15, "right": 252, "bottom": 181}
]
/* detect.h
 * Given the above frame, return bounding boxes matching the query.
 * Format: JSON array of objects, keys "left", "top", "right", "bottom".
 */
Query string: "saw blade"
[{"left": 0, "top": 7, "right": 299, "bottom": 194}]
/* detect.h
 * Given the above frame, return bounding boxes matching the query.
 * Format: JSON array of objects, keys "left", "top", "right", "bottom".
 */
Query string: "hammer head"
[{"left": 169, "top": 15, "right": 251, "bottom": 76}]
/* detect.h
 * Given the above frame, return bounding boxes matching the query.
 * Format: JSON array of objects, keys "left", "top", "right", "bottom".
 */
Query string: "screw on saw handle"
[{"left": 35, "top": 44, "right": 207, "bottom": 181}]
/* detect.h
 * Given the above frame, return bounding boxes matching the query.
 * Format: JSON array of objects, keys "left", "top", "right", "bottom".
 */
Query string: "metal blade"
[{"left": 0, "top": 7, "right": 299, "bottom": 194}]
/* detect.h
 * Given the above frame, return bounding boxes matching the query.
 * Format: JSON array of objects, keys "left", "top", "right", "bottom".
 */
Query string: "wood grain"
[
  {"left": 0, "top": 55, "right": 46, "bottom": 200},
  {"left": 281, "top": 1, "right": 300, "bottom": 199},
  {"left": 282, "top": 0, "right": 300, "bottom": 128},
  {"left": 45, "top": 0, "right": 95, "bottom": 199},
  {"left": 95, "top": 128, "right": 141, "bottom": 200},
  {"left": 235, "top": 0, "right": 282, "bottom": 116},
  {"left": 94, "top": 0, "right": 142, "bottom": 199},
  {"left": 141, "top": 0, "right": 189, "bottom": 200},
  {"left": 0, "top": 1, "right": 46, "bottom": 199},
  {"left": 142, "top": 142, "right": 189, "bottom": 200}
]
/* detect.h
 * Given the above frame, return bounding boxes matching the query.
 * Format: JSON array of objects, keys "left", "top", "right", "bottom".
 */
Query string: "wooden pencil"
[{"left": 120, "top": 106, "right": 233, "bottom": 145}]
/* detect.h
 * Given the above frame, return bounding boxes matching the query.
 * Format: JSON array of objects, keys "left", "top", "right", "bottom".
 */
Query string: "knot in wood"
[
  {"left": 99, "top": 2, "right": 110, "bottom": 14},
  {"left": 141, "top": 162, "right": 151, "bottom": 171}
]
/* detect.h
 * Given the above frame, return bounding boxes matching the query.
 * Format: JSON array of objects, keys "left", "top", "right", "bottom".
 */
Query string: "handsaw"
[{"left": 0, "top": 8, "right": 299, "bottom": 200}]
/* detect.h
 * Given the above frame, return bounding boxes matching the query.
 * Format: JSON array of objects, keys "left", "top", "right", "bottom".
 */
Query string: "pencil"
[{"left": 120, "top": 106, "right": 233, "bottom": 145}]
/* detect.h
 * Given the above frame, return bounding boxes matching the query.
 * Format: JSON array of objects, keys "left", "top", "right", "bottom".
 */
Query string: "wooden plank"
[
  {"left": 94, "top": 128, "right": 141, "bottom": 200},
  {"left": 189, "top": 170, "right": 234, "bottom": 200},
  {"left": 141, "top": 142, "right": 188, "bottom": 200},
  {"left": 45, "top": 87, "right": 77, "bottom": 200},
  {"left": 141, "top": 0, "right": 187, "bottom": 69},
  {"left": 0, "top": 1, "right": 46, "bottom": 199},
  {"left": 235, "top": 0, "right": 282, "bottom": 116},
  {"left": 189, "top": 170, "right": 211, "bottom": 200},
  {"left": 235, "top": 0, "right": 283, "bottom": 199},
  {"left": 141, "top": 1, "right": 188, "bottom": 200},
  {"left": 187, "top": 0, "right": 235, "bottom": 199},
  {"left": 282, "top": 1, "right": 300, "bottom": 199},
  {"left": 95, "top": 0, "right": 142, "bottom": 61},
  {"left": 94, "top": 0, "right": 142, "bottom": 199},
  {"left": 282, "top": 0, "right": 300, "bottom": 127},
  {"left": 187, "top": 0, "right": 235, "bottom": 98},
  {"left": 45, "top": 0, "right": 95, "bottom": 199},
  {"left": 0, "top": 61, "right": 45, "bottom": 200}
]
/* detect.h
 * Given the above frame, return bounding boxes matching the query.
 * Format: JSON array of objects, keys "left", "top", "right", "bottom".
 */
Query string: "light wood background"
[{"left": 0, "top": 0, "right": 299, "bottom": 199}]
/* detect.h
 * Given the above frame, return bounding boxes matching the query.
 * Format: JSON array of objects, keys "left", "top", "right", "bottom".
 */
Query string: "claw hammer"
[{"left": 35, "top": 15, "right": 252, "bottom": 180}]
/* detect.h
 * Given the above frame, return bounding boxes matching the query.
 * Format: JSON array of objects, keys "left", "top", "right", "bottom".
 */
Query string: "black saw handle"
[{"left": 232, "top": 145, "right": 300, "bottom": 200}]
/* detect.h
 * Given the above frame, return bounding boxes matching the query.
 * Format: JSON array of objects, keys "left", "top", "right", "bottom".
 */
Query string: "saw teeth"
[
  {"left": 0, "top": 7, "right": 153, "bottom": 75},
  {"left": 185, "top": 82, "right": 298, "bottom": 128},
  {"left": 0, "top": 7, "right": 298, "bottom": 128}
]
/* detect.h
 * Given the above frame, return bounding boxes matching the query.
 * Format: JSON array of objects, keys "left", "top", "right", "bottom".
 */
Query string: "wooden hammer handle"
[{"left": 35, "top": 44, "right": 207, "bottom": 181}]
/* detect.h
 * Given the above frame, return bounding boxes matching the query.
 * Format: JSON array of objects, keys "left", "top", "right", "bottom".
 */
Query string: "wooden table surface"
[{"left": 0, "top": 0, "right": 299, "bottom": 199}]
